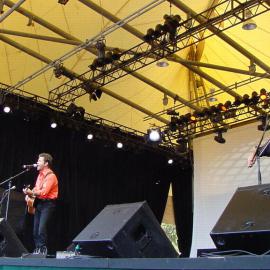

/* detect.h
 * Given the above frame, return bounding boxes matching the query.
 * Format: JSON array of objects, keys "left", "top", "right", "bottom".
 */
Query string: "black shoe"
[{"left": 39, "top": 246, "right": 47, "bottom": 256}]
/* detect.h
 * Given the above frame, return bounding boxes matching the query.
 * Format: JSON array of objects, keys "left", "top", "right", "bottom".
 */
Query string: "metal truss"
[
  {"left": 49, "top": 0, "right": 270, "bottom": 107},
  {"left": 0, "top": 82, "right": 183, "bottom": 159},
  {"left": 164, "top": 101, "right": 269, "bottom": 140},
  {"left": 144, "top": 74, "right": 269, "bottom": 121}
]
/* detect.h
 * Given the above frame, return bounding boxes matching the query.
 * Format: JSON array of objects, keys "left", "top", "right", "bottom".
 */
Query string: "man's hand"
[{"left": 23, "top": 187, "right": 33, "bottom": 196}]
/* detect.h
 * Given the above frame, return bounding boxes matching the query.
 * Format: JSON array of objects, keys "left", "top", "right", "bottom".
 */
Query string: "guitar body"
[{"left": 25, "top": 194, "right": 36, "bottom": 215}]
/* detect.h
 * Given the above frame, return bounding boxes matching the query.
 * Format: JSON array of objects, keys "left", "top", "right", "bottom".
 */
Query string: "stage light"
[
  {"left": 167, "top": 109, "right": 179, "bottom": 116},
  {"left": 116, "top": 142, "right": 123, "bottom": 149},
  {"left": 217, "top": 103, "right": 227, "bottom": 112},
  {"left": 3, "top": 105, "right": 11, "bottom": 113},
  {"left": 214, "top": 130, "right": 226, "bottom": 144},
  {"left": 58, "top": 0, "right": 69, "bottom": 4},
  {"left": 90, "top": 89, "right": 103, "bottom": 101},
  {"left": 50, "top": 119, "right": 57, "bottom": 129},
  {"left": 66, "top": 103, "right": 85, "bottom": 119},
  {"left": 250, "top": 91, "right": 259, "bottom": 104},
  {"left": 147, "top": 128, "right": 162, "bottom": 142},
  {"left": 168, "top": 158, "right": 173, "bottom": 165},
  {"left": 87, "top": 133, "right": 94, "bottom": 140},
  {"left": 260, "top": 89, "right": 267, "bottom": 100},
  {"left": 163, "top": 14, "right": 181, "bottom": 41},
  {"left": 242, "top": 9, "right": 257, "bottom": 30},
  {"left": 143, "top": 28, "right": 156, "bottom": 43},
  {"left": 242, "top": 94, "right": 251, "bottom": 105},
  {"left": 154, "top": 24, "right": 165, "bottom": 38},
  {"left": 257, "top": 116, "right": 270, "bottom": 131},
  {"left": 190, "top": 114, "right": 197, "bottom": 122},
  {"left": 233, "top": 96, "right": 242, "bottom": 107},
  {"left": 156, "top": 59, "right": 169, "bottom": 67}
]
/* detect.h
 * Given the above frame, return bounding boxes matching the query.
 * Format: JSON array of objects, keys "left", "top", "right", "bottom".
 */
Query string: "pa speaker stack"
[
  {"left": 73, "top": 201, "right": 178, "bottom": 258},
  {"left": 210, "top": 184, "right": 270, "bottom": 254}
]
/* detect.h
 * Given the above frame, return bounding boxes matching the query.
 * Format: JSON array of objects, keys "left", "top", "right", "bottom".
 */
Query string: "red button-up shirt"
[{"left": 34, "top": 167, "right": 58, "bottom": 199}]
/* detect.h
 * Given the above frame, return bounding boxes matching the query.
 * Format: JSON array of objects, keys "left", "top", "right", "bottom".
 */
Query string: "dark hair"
[{"left": 39, "top": 153, "right": 53, "bottom": 167}]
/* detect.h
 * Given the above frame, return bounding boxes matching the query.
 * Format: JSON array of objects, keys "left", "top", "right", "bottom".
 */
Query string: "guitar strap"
[{"left": 39, "top": 171, "right": 54, "bottom": 189}]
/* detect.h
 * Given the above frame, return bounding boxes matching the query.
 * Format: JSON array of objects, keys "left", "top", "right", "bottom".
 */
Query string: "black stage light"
[
  {"left": 58, "top": 0, "right": 69, "bottom": 5},
  {"left": 242, "top": 94, "right": 251, "bottom": 105},
  {"left": 233, "top": 96, "right": 242, "bottom": 107},
  {"left": 250, "top": 91, "right": 259, "bottom": 104},
  {"left": 214, "top": 130, "right": 226, "bottom": 144},
  {"left": 90, "top": 89, "right": 103, "bottom": 101},
  {"left": 66, "top": 103, "right": 85, "bottom": 119}
]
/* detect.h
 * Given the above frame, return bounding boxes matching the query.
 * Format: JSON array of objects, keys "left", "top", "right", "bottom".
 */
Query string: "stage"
[{"left": 0, "top": 256, "right": 270, "bottom": 270}]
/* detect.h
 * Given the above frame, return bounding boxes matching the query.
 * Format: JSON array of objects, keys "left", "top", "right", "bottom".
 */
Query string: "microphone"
[
  {"left": 3, "top": 186, "right": 16, "bottom": 194},
  {"left": 22, "top": 164, "right": 37, "bottom": 169}
]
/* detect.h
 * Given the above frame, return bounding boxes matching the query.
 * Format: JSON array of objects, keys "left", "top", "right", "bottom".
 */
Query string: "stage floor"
[{"left": 0, "top": 255, "right": 270, "bottom": 270}]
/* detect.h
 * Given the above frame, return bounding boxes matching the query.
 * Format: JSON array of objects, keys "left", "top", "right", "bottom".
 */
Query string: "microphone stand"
[
  {"left": 254, "top": 114, "right": 270, "bottom": 185},
  {"left": 0, "top": 168, "right": 30, "bottom": 221}
]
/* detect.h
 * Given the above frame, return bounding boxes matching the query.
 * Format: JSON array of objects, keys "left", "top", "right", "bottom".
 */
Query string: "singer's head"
[{"left": 37, "top": 153, "right": 53, "bottom": 171}]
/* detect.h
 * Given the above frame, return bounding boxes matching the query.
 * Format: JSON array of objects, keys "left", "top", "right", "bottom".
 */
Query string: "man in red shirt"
[{"left": 23, "top": 153, "right": 58, "bottom": 255}]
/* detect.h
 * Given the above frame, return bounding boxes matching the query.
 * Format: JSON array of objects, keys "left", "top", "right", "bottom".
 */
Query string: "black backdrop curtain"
[
  {"left": 0, "top": 111, "right": 193, "bottom": 255},
  {"left": 172, "top": 165, "right": 193, "bottom": 257}
]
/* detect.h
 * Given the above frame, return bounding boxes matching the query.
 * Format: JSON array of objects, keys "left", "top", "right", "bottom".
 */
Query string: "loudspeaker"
[
  {"left": 210, "top": 184, "right": 270, "bottom": 254},
  {"left": 73, "top": 201, "right": 178, "bottom": 258},
  {"left": 0, "top": 218, "right": 28, "bottom": 257}
]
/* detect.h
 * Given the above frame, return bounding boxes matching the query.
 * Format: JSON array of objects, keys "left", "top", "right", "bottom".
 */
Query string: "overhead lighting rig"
[
  {"left": 49, "top": 0, "right": 270, "bottom": 107},
  {"left": 164, "top": 88, "right": 270, "bottom": 139}
]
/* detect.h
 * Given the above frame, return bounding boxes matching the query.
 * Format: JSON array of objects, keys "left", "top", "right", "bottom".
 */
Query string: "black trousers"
[{"left": 33, "top": 200, "right": 56, "bottom": 249}]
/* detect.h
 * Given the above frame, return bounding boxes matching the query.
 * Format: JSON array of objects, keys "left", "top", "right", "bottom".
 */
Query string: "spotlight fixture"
[
  {"left": 214, "top": 129, "right": 226, "bottom": 144},
  {"left": 242, "top": 9, "right": 257, "bottom": 30},
  {"left": 156, "top": 59, "right": 169, "bottom": 67},
  {"left": 87, "top": 133, "right": 94, "bottom": 140},
  {"left": 233, "top": 96, "right": 243, "bottom": 107},
  {"left": 116, "top": 142, "right": 123, "bottom": 149},
  {"left": 250, "top": 91, "right": 259, "bottom": 104},
  {"left": 260, "top": 88, "right": 267, "bottom": 100},
  {"left": 168, "top": 158, "right": 173, "bottom": 165},
  {"left": 257, "top": 116, "right": 270, "bottom": 131},
  {"left": 249, "top": 60, "right": 256, "bottom": 74},
  {"left": 162, "top": 94, "right": 169, "bottom": 106},
  {"left": 3, "top": 105, "right": 11, "bottom": 113},
  {"left": 58, "top": 0, "right": 69, "bottom": 5},
  {"left": 147, "top": 127, "right": 162, "bottom": 143},
  {"left": 90, "top": 89, "right": 103, "bottom": 101},
  {"left": 217, "top": 103, "right": 227, "bottom": 112},
  {"left": 167, "top": 109, "right": 179, "bottom": 116},
  {"left": 50, "top": 119, "right": 57, "bottom": 129},
  {"left": 242, "top": 94, "right": 251, "bottom": 105},
  {"left": 66, "top": 103, "right": 85, "bottom": 119},
  {"left": 163, "top": 14, "right": 181, "bottom": 41},
  {"left": 208, "top": 88, "right": 218, "bottom": 102}
]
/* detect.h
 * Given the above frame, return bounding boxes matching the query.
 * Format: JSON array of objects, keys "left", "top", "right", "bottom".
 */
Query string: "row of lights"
[
  {"left": 143, "top": 14, "right": 181, "bottom": 43},
  {"left": 169, "top": 89, "right": 269, "bottom": 129}
]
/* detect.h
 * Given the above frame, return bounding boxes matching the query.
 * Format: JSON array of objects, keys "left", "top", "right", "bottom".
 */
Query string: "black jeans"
[{"left": 33, "top": 200, "right": 56, "bottom": 249}]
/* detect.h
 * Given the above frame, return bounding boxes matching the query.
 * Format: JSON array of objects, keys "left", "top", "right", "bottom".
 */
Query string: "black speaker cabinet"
[
  {"left": 0, "top": 218, "right": 28, "bottom": 257},
  {"left": 210, "top": 184, "right": 270, "bottom": 254},
  {"left": 73, "top": 201, "right": 178, "bottom": 258}
]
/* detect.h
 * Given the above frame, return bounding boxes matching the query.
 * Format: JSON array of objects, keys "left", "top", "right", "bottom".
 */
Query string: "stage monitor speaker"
[
  {"left": 73, "top": 201, "right": 178, "bottom": 258},
  {"left": 0, "top": 218, "right": 28, "bottom": 257},
  {"left": 210, "top": 184, "right": 270, "bottom": 254}
]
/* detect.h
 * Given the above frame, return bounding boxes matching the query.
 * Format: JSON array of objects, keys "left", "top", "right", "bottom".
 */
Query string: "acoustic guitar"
[{"left": 24, "top": 185, "right": 36, "bottom": 215}]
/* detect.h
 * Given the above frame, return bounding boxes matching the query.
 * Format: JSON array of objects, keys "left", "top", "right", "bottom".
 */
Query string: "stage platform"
[{"left": 0, "top": 255, "right": 270, "bottom": 270}]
